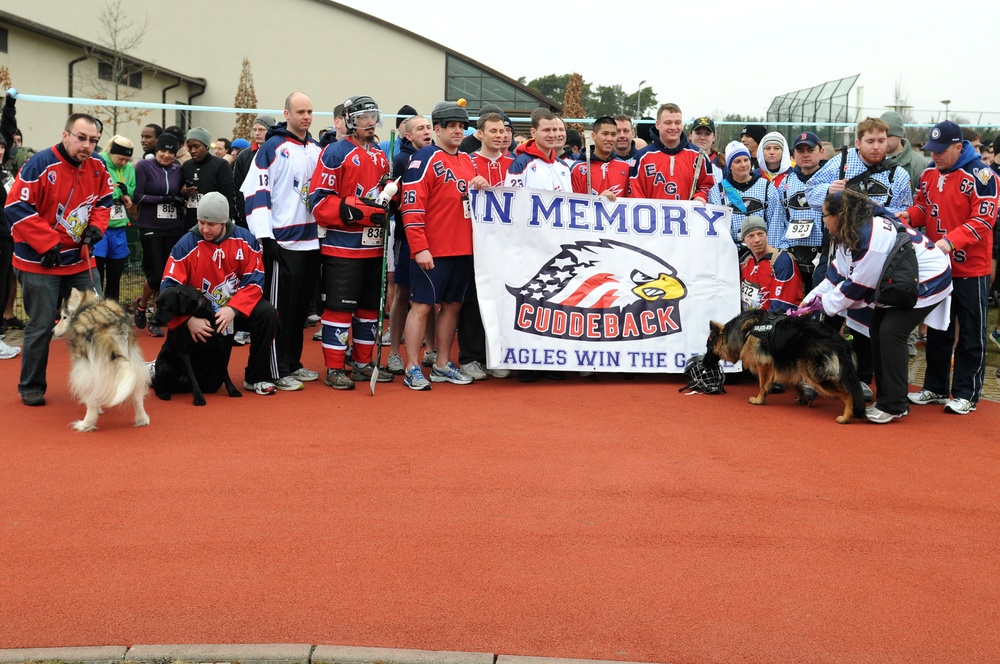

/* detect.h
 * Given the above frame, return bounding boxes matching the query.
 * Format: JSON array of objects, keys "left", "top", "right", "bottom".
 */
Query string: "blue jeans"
[
  {"left": 923, "top": 275, "right": 989, "bottom": 402},
  {"left": 17, "top": 269, "right": 102, "bottom": 396}
]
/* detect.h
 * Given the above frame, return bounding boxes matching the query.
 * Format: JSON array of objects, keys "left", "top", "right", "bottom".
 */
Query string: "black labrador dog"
[{"left": 148, "top": 285, "right": 242, "bottom": 405}]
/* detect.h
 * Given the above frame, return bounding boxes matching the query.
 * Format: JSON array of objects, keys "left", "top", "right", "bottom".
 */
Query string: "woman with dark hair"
[
  {"left": 133, "top": 132, "right": 184, "bottom": 337},
  {"left": 802, "top": 189, "right": 952, "bottom": 423}
]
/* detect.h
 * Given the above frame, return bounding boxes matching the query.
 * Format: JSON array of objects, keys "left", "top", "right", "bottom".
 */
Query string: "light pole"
[
  {"left": 940, "top": 99, "right": 951, "bottom": 121},
  {"left": 636, "top": 80, "right": 647, "bottom": 117}
]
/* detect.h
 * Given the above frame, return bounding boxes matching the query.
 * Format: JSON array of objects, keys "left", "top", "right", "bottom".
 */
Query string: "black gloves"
[
  {"left": 116, "top": 182, "right": 128, "bottom": 198},
  {"left": 81, "top": 226, "right": 103, "bottom": 248},
  {"left": 40, "top": 244, "right": 62, "bottom": 269},
  {"left": 340, "top": 195, "right": 386, "bottom": 227},
  {"left": 260, "top": 238, "right": 279, "bottom": 264}
]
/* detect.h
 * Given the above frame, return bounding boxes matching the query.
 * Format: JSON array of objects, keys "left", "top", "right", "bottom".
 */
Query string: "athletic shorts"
[
  {"left": 92, "top": 227, "right": 129, "bottom": 260},
  {"left": 392, "top": 238, "right": 410, "bottom": 287},
  {"left": 322, "top": 255, "right": 382, "bottom": 312},
  {"left": 410, "top": 255, "right": 472, "bottom": 305}
]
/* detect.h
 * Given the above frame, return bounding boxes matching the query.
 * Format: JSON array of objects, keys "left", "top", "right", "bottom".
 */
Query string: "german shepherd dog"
[
  {"left": 53, "top": 288, "right": 151, "bottom": 432},
  {"left": 148, "top": 285, "right": 242, "bottom": 406},
  {"left": 706, "top": 310, "right": 865, "bottom": 424}
]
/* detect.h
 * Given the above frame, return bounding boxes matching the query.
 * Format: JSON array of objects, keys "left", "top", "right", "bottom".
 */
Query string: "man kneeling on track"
[{"left": 160, "top": 192, "right": 281, "bottom": 395}]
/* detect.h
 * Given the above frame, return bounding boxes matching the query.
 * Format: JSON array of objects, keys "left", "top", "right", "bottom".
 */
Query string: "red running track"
[{"left": 1, "top": 331, "right": 998, "bottom": 663}]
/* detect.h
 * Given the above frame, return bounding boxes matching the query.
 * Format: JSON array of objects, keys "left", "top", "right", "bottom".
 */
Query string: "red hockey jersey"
[
  {"left": 401, "top": 145, "right": 477, "bottom": 257},
  {"left": 906, "top": 143, "right": 997, "bottom": 277},
  {"left": 470, "top": 152, "right": 513, "bottom": 186},
  {"left": 308, "top": 137, "right": 390, "bottom": 259},
  {"left": 629, "top": 133, "right": 713, "bottom": 202},
  {"left": 570, "top": 153, "right": 630, "bottom": 196},
  {"left": 4, "top": 145, "right": 112, "bottom": 275}
]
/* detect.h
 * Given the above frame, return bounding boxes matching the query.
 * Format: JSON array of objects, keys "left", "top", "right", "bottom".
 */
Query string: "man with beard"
[{"left": 308, "top": 95, "right": 394, "bottom": 390}]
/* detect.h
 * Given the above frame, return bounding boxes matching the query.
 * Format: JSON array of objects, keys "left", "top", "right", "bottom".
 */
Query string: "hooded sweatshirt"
[
  {"left": 504, "top": 138, "right": 572, "bottom": 191},
  {"left": 240, "top": 122, "right": 321, "bottom": 251},
  {"left": 99, "top": 151, "right": 136, "bottom": 230},
  {"left": 756, "top": 131, "right": 791, "bottom": 188},
  {"left": 906, "top": 140, "right": 997, "bottom": 277},
  {"left": 629, "top": 127, "right": 713, "bottom": 201}
]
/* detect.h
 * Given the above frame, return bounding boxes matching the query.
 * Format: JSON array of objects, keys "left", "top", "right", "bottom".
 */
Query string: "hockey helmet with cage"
[
  {"left": 679, "top": 354, "right": 726, "bottom": 395},
  {"left": 342, "top": 95, "right": 382, "bottom": 131},
  {"left": 431, "top": 101, "right": 470, "bottom": 129}
]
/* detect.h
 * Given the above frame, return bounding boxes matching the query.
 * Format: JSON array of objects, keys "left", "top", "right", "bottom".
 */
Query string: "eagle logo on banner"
[{"left": 507, "top": 239, "right": 687, "bottom": 341}]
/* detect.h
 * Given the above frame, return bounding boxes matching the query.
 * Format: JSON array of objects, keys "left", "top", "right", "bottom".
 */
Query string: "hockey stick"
[
  {"left": 370, "top": 131, "right": 397, "bottom": 395},
  {"left": 690, "top": 150, "right": 707, "bottom": 200},
  {"left": 585, "top": 135, "right": 593, "bottom": 195}
]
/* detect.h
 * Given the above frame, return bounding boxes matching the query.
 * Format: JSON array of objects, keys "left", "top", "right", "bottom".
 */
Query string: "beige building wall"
[{"left": 3, "top": 0, "right": 449, "bottom": 146}]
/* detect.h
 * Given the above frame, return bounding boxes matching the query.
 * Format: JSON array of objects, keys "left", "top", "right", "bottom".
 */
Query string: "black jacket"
[{"left": 181, "top": 153, "right": 237, "bottom": 225}]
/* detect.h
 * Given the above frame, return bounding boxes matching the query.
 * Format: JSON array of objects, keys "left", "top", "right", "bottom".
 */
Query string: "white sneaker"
[
  {"left": 290, "top": 367, "right": 320, "bottom": 382},
  {"left": 274, "top": 375, "right": 304, "bottom": 391},
  {"left": 460, "top": 361, "right": 488, "bottom": 381},
  {"left": 0, "top": 339, "right": 21, "bottom": 360},
  {"left": 908, "top": 389, "right": 948, "bottom": 406},
  {"left": 487, "top": 367, "right": 511, "bottom": 379},
  {"left": 866, "top": 405, "right": 907, "bottom": 424},
  {"left": 944, "top": 398, "right": 975, "bottom": 415},
  {"left": 243, "top": 380, "right": 277, "bottom": 395}
]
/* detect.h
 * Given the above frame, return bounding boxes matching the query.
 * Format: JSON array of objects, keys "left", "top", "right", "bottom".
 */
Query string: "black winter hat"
[
  {"left": 396, "top": 105, "right": 418, "bottom": 128},
  {"left": 741, "top": 124, "right": 767, "bottom": 145},
  {"left": 155, "top": 133, "right": 180, "bottom": 154}
]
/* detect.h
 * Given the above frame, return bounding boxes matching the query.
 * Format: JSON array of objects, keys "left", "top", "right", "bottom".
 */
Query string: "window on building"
[
  {"left": 98, "top": 61, "right": 142, "bottom": 88},
  {"left": 0, "top": 28, "right": 8, "bottom": 53},
  {"left": 445, "top": 54, "right": 551, "bottom": 114}
]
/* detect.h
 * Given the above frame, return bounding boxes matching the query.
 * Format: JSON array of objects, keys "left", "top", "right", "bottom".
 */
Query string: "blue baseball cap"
[
  {"left": 231, "top": 138, "right": 251, "bottom": 150},
  {"left": 923, "top": 121, "right": 962, "bottom": 153},
  {"left": 792, "top": 131, "right": 822, "bottom": 149}
]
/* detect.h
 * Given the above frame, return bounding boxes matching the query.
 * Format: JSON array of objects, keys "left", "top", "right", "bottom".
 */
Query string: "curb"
[
  {"left": 125, "top": 645, "right": 313, "bottom": 664},
  {"left": 313, "top": 647, "right": 492, "bottom": 664},
  {"left": 0, "top": 647, "right": 128, "bottom": 664},
  {"left": 0, "top": 647, "right": 662, "bottom": 664}
]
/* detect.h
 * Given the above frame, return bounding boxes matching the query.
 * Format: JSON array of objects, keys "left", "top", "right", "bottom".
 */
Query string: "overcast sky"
[{"left": 368, "top": 0, "right": 998, "bottom": 127}]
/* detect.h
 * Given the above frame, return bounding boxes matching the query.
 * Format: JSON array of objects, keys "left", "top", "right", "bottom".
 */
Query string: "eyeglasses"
[{"left": 71, "top": 133, "right": 100, "bottom": 145}]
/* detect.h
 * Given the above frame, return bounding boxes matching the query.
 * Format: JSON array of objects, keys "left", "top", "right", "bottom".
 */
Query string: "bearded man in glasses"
[{"left": 3, "top": 112, "right": 112, "bottom": 406}]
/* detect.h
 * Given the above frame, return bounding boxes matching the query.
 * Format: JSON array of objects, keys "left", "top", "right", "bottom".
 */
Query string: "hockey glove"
[
  {"left": 340, "top": 196, "right": 386, "bottom": 227},
  {"left": 260, "top": 238, "right": 280, "bottom": 264},
  {"left": 40, "top": 244, "right": 62, "bottom": 269},
  {"left": 81, "top": 226, "right": 103, "bottom": 248}
]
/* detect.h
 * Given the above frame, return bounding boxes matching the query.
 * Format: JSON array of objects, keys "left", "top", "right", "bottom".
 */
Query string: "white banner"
[{"left": 471, "top": 187, "right": 741, "bottom": 373}]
